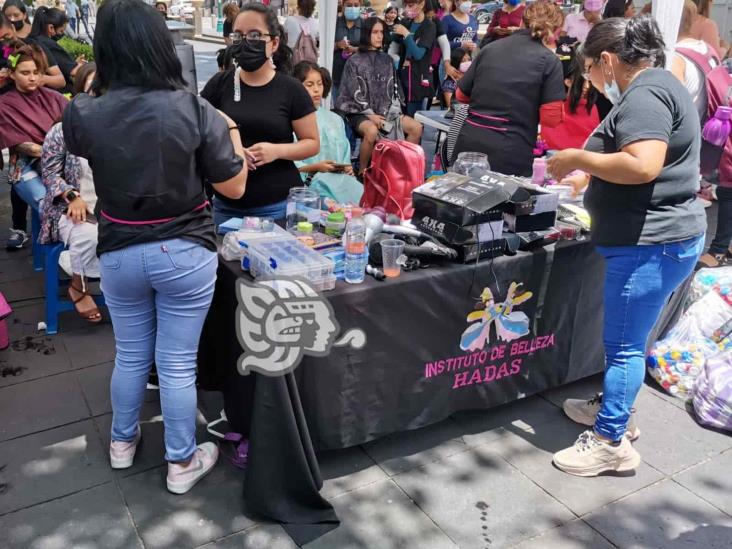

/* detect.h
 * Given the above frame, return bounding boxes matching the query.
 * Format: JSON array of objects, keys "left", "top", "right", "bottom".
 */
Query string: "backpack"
[
  {"left": 362, "top": 140, "right": 425, "bottom": 220},
  {"left": 292, "top": 23, "right": 319, "bottom": 65},
  {"left": 677, "top": 47, "right": 732, "bottom": 181}
]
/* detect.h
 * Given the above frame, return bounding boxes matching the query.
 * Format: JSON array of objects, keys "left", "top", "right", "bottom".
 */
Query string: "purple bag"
[
  {"left": 0, "top": 291, "right": 11, "bottom": 351},
  {"left": 693, "top": 353, "right": 732, "bottom": 432}
]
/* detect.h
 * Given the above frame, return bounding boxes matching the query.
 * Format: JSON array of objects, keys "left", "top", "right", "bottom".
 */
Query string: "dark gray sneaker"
[{"left": 6, "top": 229, "right": 28, "bottom": 250}]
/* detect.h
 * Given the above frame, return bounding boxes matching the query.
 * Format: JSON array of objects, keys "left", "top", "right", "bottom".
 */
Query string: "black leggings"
[
  {"left": 10, "top": 186, "right": 28, "bottom": 232},
  {"left": 709, "top": 186, "right": 732, "bottom": 255}
]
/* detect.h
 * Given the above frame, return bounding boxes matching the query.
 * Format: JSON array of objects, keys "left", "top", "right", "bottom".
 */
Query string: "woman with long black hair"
[
  {"left": 548, "top": 16, "right": 706, "bottom": 477},
  {"left": 2, "top": 0, "right": 32, "bottom": 40},
  {"left": 63, "top": 0, "right": 247, "bottom": 494},
  {"left": 201, "top": 2, "right": 319, "bottom": 226},
  {"left": 29, "top": 6, "right": 86, "bottom": 94},
  {"left": 389, "top": 0, "right": 437, "bottom": 117},
  {"left": 337, "top": 16, "right": 423, "bottom": 172}
]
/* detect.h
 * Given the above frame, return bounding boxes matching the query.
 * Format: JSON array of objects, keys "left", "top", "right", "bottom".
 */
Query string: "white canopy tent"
[
  {"left": 317, "top": 0, "right": 338, "bottom": 80},
  {"left": 652, "top": 0, "right": 683, "bottom": 69}
]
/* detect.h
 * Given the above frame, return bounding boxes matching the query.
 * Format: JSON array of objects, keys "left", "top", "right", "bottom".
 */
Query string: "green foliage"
[{"left": 58, "top": 36, "right": 94, "bottom": 62}]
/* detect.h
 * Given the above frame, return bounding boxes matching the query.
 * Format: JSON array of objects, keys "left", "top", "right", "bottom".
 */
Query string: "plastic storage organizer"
[{"left": 243, "top": 238, "right": 337, "bottom": 292}]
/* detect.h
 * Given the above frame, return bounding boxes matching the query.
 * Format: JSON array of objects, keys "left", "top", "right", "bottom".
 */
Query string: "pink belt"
[{"left": 101, "top": 201, "right": 209, "bottom": 225}]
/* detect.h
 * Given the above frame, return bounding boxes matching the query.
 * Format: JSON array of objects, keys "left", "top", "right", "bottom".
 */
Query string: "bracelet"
[{"left": 228, "top": 126, "right": 239, "bottom": 131}]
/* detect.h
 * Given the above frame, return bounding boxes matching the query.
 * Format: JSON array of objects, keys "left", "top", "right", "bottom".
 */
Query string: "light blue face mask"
[
  {"left": 344, "top": 6, "right": 361, "bottom": 21},
  {"left": 603, "top": 59, "right": 622, "bottom": 105}
]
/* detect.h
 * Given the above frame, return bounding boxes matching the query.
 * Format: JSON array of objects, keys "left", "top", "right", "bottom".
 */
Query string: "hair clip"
[{"left": 7, "top": 54, "right": 19, "bottom": 69}]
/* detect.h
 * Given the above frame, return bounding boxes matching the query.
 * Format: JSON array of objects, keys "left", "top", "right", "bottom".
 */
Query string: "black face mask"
[
  {"left": 51, "top": 33, "right": 64, "bottom": 42},
  {"left": 12, "top": 20, "right": 24, "bottom": 32},
  {"left": 232, "top": 39, "right": 268, "bottom": 72}
]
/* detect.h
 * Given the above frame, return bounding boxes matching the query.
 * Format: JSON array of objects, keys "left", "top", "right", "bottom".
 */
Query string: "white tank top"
[{"left": 675, "top": 39, "right": 711, "bottom": 119}]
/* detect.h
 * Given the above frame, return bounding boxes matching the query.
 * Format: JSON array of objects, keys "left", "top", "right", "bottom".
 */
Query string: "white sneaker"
[
  {"left": 110, "top": 426, "right": 141, "bottom": 469},
  {"left": 166, "top": 442, "right": 219, "bottom": 495},
  {"left": 563, "top": 394, "right": 641, "bottom": 441},
  {"left": 553, "top": 430, "right": 641, "bottom": 477}
]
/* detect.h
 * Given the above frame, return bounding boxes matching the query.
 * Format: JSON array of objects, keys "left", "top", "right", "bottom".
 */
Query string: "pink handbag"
[{"left": 0, "top": 291, "right": 12, "bottom": 351}]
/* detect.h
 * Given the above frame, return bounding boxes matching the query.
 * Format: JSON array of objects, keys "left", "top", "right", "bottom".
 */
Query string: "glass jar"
[
  {"left": 451, "top": 152, "right": 490, "bottom": 176},
  {"left": 286, "top": 187, "right": 321, "bottom": 232}
]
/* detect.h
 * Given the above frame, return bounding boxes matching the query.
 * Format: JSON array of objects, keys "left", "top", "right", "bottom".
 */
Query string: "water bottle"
[
  {"left": 344, "top": 216, "right": 367, "bottom": 284},
  {"left": 702, "top": 106, "right": 732, "bottom": 147},
  {"left": 700, "top": 106, "right": 732, "bottom": 173}
]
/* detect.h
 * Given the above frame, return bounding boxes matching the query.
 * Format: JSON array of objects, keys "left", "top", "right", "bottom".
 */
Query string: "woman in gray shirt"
[{"left": 547, "top": 16, "right": 706, "bottom": 478}]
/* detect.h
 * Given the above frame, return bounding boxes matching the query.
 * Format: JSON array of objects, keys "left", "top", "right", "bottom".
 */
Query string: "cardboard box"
[
  {"left": 412, "top": 172, "right": 526, "bottom": 244},
  {"left": 504, "top": 211, "right": 557, "bottom": 233},
  {"left": 503, "top": 184, "right": 560, "bottom": 215},
  {"left": 454, "top": 238, "right": 506, "bottom": 263}
]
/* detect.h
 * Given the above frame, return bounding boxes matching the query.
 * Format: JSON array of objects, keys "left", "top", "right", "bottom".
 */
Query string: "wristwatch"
[{"left": 65, "top": 191, "right": 79, "bottom": 204}]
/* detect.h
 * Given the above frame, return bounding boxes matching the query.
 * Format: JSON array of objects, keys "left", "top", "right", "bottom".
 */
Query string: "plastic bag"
[
  {"left": 691, "top": 266, "right": 732, "bottom": 306},
  {"left": 684, "top": 290, "right": 732, "bottom": 339},
  {"left": 693, "top": 352, "right": 732, "bottom": 432},
  {"left": 647, "top": 312, "right": 721, "bottom": 401}
]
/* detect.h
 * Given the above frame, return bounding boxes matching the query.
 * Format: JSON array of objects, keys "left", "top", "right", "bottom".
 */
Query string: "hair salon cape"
[{"left": 295, "top": 106, "right": 363, "bottom": 204}]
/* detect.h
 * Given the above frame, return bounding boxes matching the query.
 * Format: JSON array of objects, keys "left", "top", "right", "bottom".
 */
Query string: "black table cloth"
[{"left": 197, "top": 238, "right": 688, "bottom": 532}]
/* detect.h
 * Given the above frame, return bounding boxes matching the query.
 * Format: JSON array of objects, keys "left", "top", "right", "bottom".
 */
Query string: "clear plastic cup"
[{"left": 380, "top": 239, "right": 406, "bottom": 278}]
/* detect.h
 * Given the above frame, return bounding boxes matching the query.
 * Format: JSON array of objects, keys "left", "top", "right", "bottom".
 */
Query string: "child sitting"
[{"left": 293, "top": 61, "right": 363, "bottom": 204}]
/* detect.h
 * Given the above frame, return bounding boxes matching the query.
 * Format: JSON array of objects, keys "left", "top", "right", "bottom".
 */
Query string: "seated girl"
[
  {"left": 293, "top": 61, "right": 363, "bottom": 204},
  {"left": 541, "top": 54, "right": 600, "bottom": 151},
  {"left": 442, "top": 47, "right": 470, "bottom": 109},
  {"left": 335, "top": 16, "right": 422, "bottom": 173},
  {"left": 39, "top": 63, "right": 102, "bottom": 323}
]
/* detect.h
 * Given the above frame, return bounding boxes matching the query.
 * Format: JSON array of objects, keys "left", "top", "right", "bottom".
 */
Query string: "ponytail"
[
  {"left": 29, "top": 7, "right": 68, "bottom": 39},
  {"left": 583, "top": 15, "right": 666, "bottom": 68},
  {"left": 273, "top": 20, "right": 293, "bottom": 75}
]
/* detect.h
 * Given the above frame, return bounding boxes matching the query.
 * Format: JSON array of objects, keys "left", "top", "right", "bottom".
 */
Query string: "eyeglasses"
[
  {"left": 230, "top": 31, "right": 273, "bottom": 45},
  {"left": 582, "top": 62, "right": 593, "bottom": 81}
]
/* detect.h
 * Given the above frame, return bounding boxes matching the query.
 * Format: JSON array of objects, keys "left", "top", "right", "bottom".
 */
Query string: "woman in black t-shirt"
[
  {"left": 451, "top": 1, "right": 566, "bottom": 176},
  {"left": 63, "top": 0, "right": 246, "bottom": 494},
  {"left": 201, "top": 3, "right": 319, "bottom": 226},
  {"left": 547, "top": 17, "right": 706, "bottom": 478},
  {"left": 28, "top": 7, "right": 86, "bottom": 95}
]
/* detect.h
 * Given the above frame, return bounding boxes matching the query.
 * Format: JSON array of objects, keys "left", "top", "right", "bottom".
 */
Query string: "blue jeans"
[
  {"left": 212, "top": 197, "right": 288, "bottom": 228},
  {"left": 407, "top": 98, "right": 429, "bottom": 118},
  {"left": 13, "top": 162, "right": 46, "bottom": 212},
  {"left": 101, "top": 238, "right": 218, "bottom": 462},
  {"left": 594, "top": 235, "right": 704, "bottom": 441}
]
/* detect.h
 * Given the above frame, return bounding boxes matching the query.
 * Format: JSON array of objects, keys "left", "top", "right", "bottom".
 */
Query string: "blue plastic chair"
[
  {"left": 30, "top": 210, "right": 105, "bottom": 334},
  {"left": 31, "top": 208, "right": 44, "bottom": 271}
]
